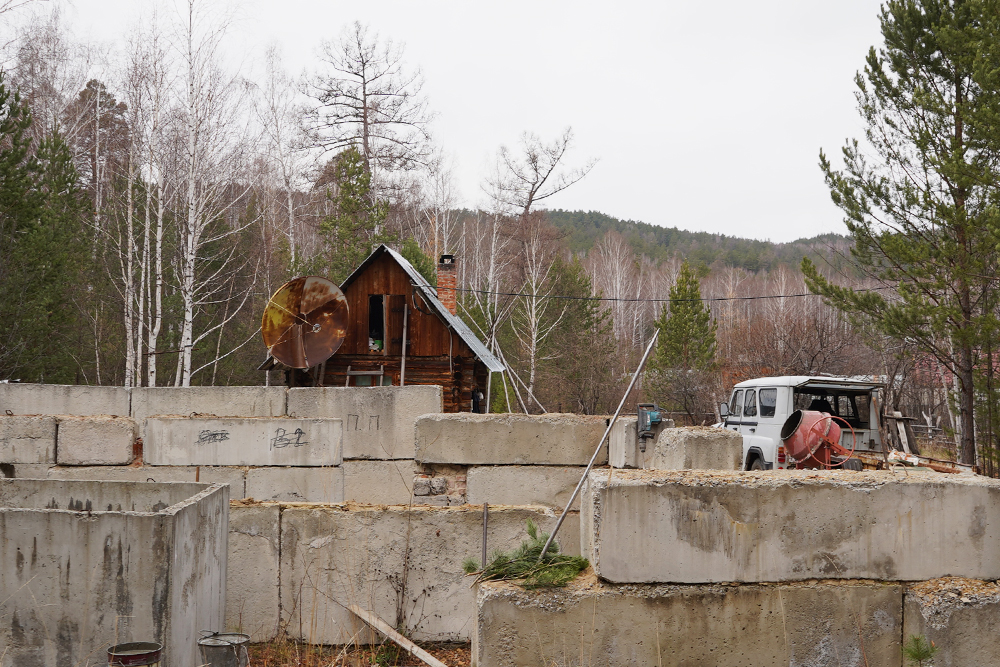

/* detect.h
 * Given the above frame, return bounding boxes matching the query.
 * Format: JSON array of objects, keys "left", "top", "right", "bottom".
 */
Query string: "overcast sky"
[{"left": 28, "top": 0, "right": 884, "bottom": 243}]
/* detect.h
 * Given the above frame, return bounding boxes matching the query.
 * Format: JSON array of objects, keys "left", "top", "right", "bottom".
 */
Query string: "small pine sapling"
[{"left": 903, "top": 634, "right": 938, "bottom": 666}]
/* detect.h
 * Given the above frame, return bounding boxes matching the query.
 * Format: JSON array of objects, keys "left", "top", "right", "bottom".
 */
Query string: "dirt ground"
[{"left": 248, "top": 641, "right": 471, "bottom": 666}]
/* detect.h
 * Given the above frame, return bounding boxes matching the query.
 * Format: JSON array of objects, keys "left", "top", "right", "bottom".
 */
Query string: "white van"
[{"left": 719, "top": 376, "right": 884, "bottom": 470}]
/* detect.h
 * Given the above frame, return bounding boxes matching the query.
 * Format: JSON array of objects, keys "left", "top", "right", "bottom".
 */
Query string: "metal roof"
[{"left": 342, "top": 245, "right": 505, "bottom": 373}]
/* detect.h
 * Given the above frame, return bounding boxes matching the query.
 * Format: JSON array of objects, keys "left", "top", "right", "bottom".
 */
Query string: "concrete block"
[
  {"left": 608, "top": 416, "right": 638, "bottom": 468},
  {"left": 245, "top": 466, "right": 344, "bottom": 503},
  {"left": 0, "top": 382, "right": 130, "bottom": 416},
  {"left": 56, "top": 415, "right": 137, "bottom": 465},
  {"left": 904, "top": 577, "right": 1000, "bottom": 667},
  {"left": 642, "top": 425, "right": 743, "bottom": 470},
  {"left": 475, "top": 578, "right": 903, "bottom": 667},
  {"left": 227, "top": 502, "right": 281, "bottom": 641},
  {"left": 583, "top": 469, "right": 1000, "bottom": 583},
  {"left": 415, "top": 413, "right": 610, "bottom": 465},
  {"left": 0, "top": 479, "right": 228, "bottom": 667},
  {"left": 280, "top": 505, "right": 580, "bottom": 644},
  {"left": 467, "top": 465, "right": 584, "bottom": 509},
  {"left": 131, "top": 386, "right": 286, "bottom": 426},
  {"left": 0, "top": 415, "right": 56, "bottom": 463},
  {"left": 46, "top": 465, "right": 246, "bottom": 497},
  {"left": 145, "top": 417, "right": 342, "bottom": 466},
  {"left": 343, "top": 459, "right": 416, "bottom": 505},
  {"left": 1, "top": 463, "right": 51, "bottom": 479},
  {"left": 288, "top": 386, "right": 442, "bottom": 459}
]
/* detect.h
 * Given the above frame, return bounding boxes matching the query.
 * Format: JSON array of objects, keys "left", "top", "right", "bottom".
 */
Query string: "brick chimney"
[{"left": 437, "top": 254, "right": 457, "bottom": 315}]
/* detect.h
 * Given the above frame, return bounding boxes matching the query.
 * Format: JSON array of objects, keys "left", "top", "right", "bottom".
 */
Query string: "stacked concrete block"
[
  {"left": 280, "top": 505, "right": 580, "bottom": 644},
  {"left": 415, "top": 413, "right": 610, "bottom": 465},
  {"left": 466, "top": 465, "right": 583, "bottom": 509},
  {"left": 0, "top": 415, "right": 56, "bottom": 464},
  {"left": 475, "top": 578, "right": 904, "bottom": 667},
  {"left": 0, "top": 382, "right": 130, "bottom": 416},
  {"left": 0, "top": 478, "right": 228, "bottom": 667},
  {"left": 642, "top": 425, "right": 743, "bottom": 470},
  {"left": 583, "top": 469, "right": 1000, "bottom": 583},
  {"left": 903, "top": 577, "right": 1000, "bottom": 666},
  {"left": 131, "top": 386, "right": 286, "bottom": 434},
  {"left": 46, "top": 464, "right": 247, "bottom": 497},
  {"left": 227, "top": 502, "right": 281, "bottom": 641},
  {"left": 288, "top": 386, "right": 442, "bottom": 460},
  {"left": 245, "top": 466, "right": 345, "bottom": 503},
  {"left": 144, "top": 417, "right": 343, "bottom": 466},
  {"left": 55, "top": 415, "right": 137, "bottom": 465},
  {"left": 343, "top": 459, "right": 416, "bottom": 505}
]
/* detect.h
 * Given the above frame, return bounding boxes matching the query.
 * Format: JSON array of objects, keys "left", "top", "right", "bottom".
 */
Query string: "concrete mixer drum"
[{"left": 780, "top": 409, "right": 858, "bottom": 469}]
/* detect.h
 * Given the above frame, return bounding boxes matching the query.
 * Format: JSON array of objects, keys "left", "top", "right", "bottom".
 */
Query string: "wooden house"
[{"left": 272, "top": 245, "right": 503, "bottom": 413}]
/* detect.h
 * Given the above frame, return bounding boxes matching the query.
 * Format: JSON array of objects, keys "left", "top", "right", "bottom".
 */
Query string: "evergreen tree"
[
  {"left": 312, "top": 146, "right": 392, "bottom": 283},
  {"left": 400, "top": 236, "right": 436, "bottom": 287},
  {"left": 649, "top": 261, "right": 718, "bottom": 422},
  {"left": 802, "top": 0, "right": 1000, "bottom": 465}
]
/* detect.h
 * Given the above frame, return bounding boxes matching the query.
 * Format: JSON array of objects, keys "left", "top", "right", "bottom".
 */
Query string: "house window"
[{"left": 368, "top": 295, "right": 384, "bottom": 352}]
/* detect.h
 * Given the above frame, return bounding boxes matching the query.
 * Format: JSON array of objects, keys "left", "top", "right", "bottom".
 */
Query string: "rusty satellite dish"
[{"left": 262, "top": 276, "right": 348, "bottom": 369}]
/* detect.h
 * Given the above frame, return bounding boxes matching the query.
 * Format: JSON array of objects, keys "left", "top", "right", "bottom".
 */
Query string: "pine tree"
[
  {"left": 802, "top": 0, "right": 1000, "bottom": 465},
  {"left": 312, "top": 146, "right": 392, "bottom": 283},
  {"left": 649, "top": 261, "right": 717, "bottom": 422}
]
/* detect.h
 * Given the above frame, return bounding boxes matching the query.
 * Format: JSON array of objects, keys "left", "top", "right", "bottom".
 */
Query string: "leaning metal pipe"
[{"left": 539, "top": 330, "right": 660, "bottom": 561}]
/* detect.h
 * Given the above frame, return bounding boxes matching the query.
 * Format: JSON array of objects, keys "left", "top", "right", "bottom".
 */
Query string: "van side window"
[
  {"left": 730, "top": 390, "right": 744, "bottom": 418},
  {"left": 759, "top": 388, "right": 777, "bottom": 418},
  {"left": 744, "top": 389, "right": 757, "bottom": 417}
]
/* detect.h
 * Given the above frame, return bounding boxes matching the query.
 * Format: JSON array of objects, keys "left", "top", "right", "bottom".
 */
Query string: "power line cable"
[{"left": 451, "top": 285, "right": 894, "bottom": 304}]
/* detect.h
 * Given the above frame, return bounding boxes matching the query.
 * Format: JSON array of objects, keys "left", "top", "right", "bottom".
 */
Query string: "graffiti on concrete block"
[
  {"left": 270, "top": 427, "right": 309, "bottom": 450},
  {"left": 197, "top": 429, "right": 230, "bottom": 444},
  {"left": 347, "top": 414, "right": 380, "bottom": 431}
]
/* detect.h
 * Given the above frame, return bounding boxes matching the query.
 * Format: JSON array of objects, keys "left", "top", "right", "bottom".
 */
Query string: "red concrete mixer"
[{"left": 780, "top": 410, "right": 857, "bottom": 469}]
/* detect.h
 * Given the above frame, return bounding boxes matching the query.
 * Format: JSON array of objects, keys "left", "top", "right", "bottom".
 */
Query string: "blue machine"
[{"left": 637, "top": 403, "right": 662, "bottom": 451}]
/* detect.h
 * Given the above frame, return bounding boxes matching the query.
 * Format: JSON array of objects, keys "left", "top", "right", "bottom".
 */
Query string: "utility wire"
[{"left": 452, "top": 285, "right": 894, "bottom": 304}]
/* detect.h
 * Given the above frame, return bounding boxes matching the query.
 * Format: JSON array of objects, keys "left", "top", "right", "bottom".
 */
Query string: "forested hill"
[{"left": 545, "top": 209, "right": 853, "bottom": 274}]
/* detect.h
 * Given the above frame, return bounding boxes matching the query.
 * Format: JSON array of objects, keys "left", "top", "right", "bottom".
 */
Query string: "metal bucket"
[
  {"left": 107, "top": 642, "right": 162, "bottom": 667},
  {"left": 197, "top": 632, "right": 250, "bottom": 667}
]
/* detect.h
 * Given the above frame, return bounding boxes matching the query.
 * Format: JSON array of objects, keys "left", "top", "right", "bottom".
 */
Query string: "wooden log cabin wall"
[{"left": 286, "top": 246, "right": 503, "bottom": 413}]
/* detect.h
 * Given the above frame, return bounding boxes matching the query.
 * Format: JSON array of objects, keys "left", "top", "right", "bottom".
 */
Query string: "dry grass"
[{"left": 248, "top": 640, "right": 470, "bottom": 667}]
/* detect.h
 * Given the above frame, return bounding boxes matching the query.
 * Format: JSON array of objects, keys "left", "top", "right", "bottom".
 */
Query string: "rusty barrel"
[
  {"left": 780, "top": 409, "right": 841, "bottom": 463},
  {"left": 107, "top": 642, "right": 162, "bottom": 667},
  {"left": 198, "top": 632, "right": 250, "bottom": 667}
]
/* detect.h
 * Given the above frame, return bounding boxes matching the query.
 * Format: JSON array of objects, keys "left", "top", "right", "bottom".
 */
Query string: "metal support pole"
[
  {"left": 400, "top": 305, "right": 408, "bottom": 386},
  {"left": 539, "top": 330, "right": 659, "bottom": 561},
  {"left": 482, "top": 502, "right": 489, "bottom": 568}
]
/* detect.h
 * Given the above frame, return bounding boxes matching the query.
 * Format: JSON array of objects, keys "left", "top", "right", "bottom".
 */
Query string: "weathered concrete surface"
[
  {"left": 343, "top": 459, "right": 416, "bottom": 505},
  {"left": 46, "top": 464, "right": 247, "bottom": 497},
  {"left": 0, "top": 382, "right": 130, "bottom": 416},
  {"left": 145, "top": 417, "right": 342, "bottom": 466},
  {"left": 0, "top": 415, "right": 56, "bottom": 463},
  {"left": 55, "top": 415, "right": 137, "bottom": 465},
  {"left": 288, "top": 386, "right": 442, "bottom": 459},
  {"left": 280, "top": 504, "right": 580, "bottom": 644},
  {"left": 415, "top": 413, "right": 609, "bottom": 465},
  {"left": 227, "top": 502, "right": 281, "bottom": 642},
  {"left": 642, "top": 426, "right": 743, "bottom": 470},
  {"left": 475, "top": 577, "right": 903, "bottom": 667},
  {"left": 903, "top": 577, "right": 1000, "bottom": 667},
  {"left": 608, "top": 416, "right": 638, "bottom": 468},
  {"left": 0, "top": 479, "right": 228, "bottom": 667},
  {"left": 246, "top": 466, "right": 345, "bottom": 503},
  {"left": 466, "top": 466, "right": 584, "bottom": 509},
  {"left": 131, "top": 386, "right": 286, "bottom": 427},
  {"left": 583, "top": 469, "right": 1000, "bottom": 583}
]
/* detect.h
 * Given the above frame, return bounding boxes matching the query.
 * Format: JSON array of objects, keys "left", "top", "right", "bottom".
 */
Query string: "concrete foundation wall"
[
  {"left": 288, "top": 386, "right": 442, "bottom": 460},
  {"left": 0, "top": 479, "right": 227, "bottom": 667},
  {"left": 56, "top": 416, "right": 137, "bottom": 466},
  {"left": 279, "top": 505, "right": 580, "bottom": 644},
  {"left": 0, "top": 416, "right": 56, "bottom": 464},
  {"left": 131, "top": 386, "right": 286, "bottom": 425},
  {"left": 245, "top": 466, "right": 345, "bottom": 503},
  {"left": 903, "top": 578, "right": 1000, "bottom": 667},
  {"left": 415, "top": 413, "right": 610, "bottom": 465},
  {"left": 145, "top": 417, "right": 343, "bottom": 466},
  {"left": 583, "top": 469, "right": 1000, "bottom": 583},
  {"left": 227, "top": 503, "right": 281, "bottom": 641},
  {"left": 0, "top": 383, "right": 130, "bottom": 416},
  {"left": 642, "top": 426, "right": 743, "bottom": 470},
  {"left": 343, "top": 460, "right": 416, "bottom": 505},
  {"left": 475, "top": 578, "right": 903, "bottom": 667},
  {"left": 466, "top": 466, "right": 584, "bottom": 509}
]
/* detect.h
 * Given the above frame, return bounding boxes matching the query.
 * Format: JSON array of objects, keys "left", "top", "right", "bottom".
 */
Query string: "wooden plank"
[{"left": 347, "top": 605, "right": 448, "bottom": 667}]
